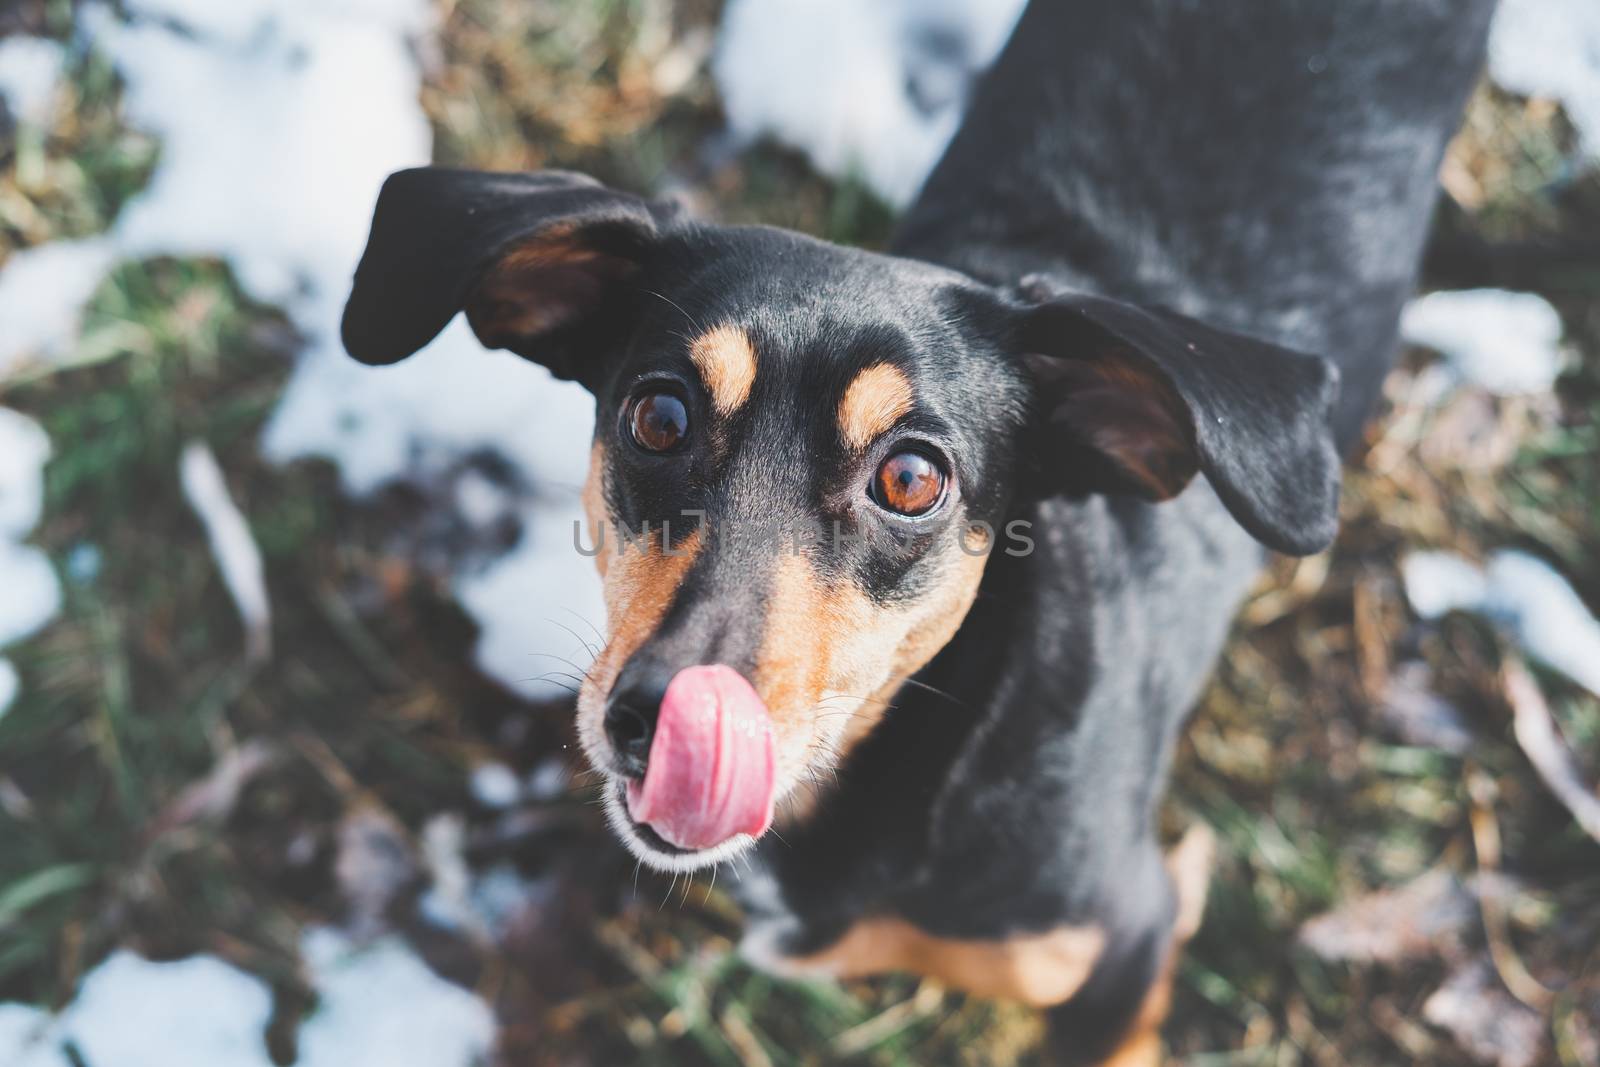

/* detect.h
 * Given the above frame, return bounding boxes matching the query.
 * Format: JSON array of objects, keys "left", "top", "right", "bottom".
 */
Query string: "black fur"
[{"left": 340, "top": 0, "right": 1495, "bottom": 1057}]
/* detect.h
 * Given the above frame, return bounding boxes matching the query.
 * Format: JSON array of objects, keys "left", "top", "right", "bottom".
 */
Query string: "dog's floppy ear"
[
  {"left": 341, "top": 167, "right": 670, "bottom": 381},
  {"left": 1013, "top": 291, "right": 1342, "bottom": 556}
]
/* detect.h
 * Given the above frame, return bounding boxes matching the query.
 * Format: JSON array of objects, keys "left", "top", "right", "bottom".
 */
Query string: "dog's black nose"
[{"left": 604, "top": 660, "right": 672, "bottom": 778}]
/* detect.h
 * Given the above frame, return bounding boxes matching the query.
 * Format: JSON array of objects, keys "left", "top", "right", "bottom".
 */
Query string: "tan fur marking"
[
  {"left": 689, "top": 325, "right": 758, "bottom": 415},
  {"left": 758, "top": 538, "right": 989, "bottom": 819},
  {"left": 831, "top": 543, "right": 989, "bottom": 758},
  {"left": 1098, "top": 1032, "right": 1162, "bottom": 1067},
  {"left": 754, "top": 554, "right": 838, "bottom": 727},
  {"left": 466, "top": 225, "right": 635, "bottom": 344},
  {"left": 837, "top": 363, "right": 914, "bottom": 450},
  {"left": 1097, "top": 824, "right": 1217, "bottom": 1067},
  {"left": 578, "top": 445, "right": 702, "bottom": 711},
  {"left": 791, "top": 917, "right": 1105, "bottom": 1008},
  {"left": 581, "top": 442, "right": 611, "bottom": 580}
]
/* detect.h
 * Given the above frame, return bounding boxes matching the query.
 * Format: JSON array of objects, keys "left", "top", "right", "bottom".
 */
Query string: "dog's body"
[
  {"left": 743, "top": 2, "right": 1498, "bottom": 1058},
  {"left": 341, "top": 2, "right": 1495, "bottom": 1061}
]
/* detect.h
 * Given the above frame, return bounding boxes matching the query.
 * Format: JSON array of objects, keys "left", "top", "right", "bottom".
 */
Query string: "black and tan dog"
[{"left": 341, "top": 1, "right": 1495, "bottom": 1061}]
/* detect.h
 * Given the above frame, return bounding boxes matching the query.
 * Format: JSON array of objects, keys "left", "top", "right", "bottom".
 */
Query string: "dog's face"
[
  {"left": 568, "top": 234, "right": 1028, "bottom": 868},
  {"left": 344, "top": 168, "right": 1341, "bottom": 871}
]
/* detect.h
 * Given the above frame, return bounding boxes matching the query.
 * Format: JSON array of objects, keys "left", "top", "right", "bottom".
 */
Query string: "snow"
[
  {"left": 0, "top": 543, "right": 60, "bottom": 648},
  {"left": 0, "top": 408, "right": 51, "bottom": 538},
  {"left": 1401, "top": 551, "right": 1490, "bottom": 620},
  {"left": 1489, "top": 0, "right": 1600, "bottom": 162},
  {"left": 455, "top": 506, "right": 603, "bottom": 700},
  {"left": 0, "top": 659, "right": 17, "bottom": 718},
  {"left": 0, "top": 0, "right": 603, "bottom": 699},
  {"left": 0, "top": 36, "right": 64, "bottom": 125},
  {"left": 417, "top": 815, "right": 546, "bottom": 944},
  {"left": 469, "top": 761, "right": 522, "bottom": 809},
  {"left": 1482, "top": 552, "right": 1600, "bottom": 697},
  {"left": 0, "top": 239, "right": 117, "bottom": 377},
  {"left": 0, "top": 410, "right": 60, "bottom": 653},
  {"left": 296, "top": 929, "right": 496, "bottom": 1067},
  {"left": 180, "top": 443, "right": 272, "bottom": 661},
  {"left": 1403, "top": 549, "right": 1600, "bottom": 697},
  {"left": 66, "top": 952, "right": 278, "bottom": 1067},
  {"left": 713, "top": 0, "right": 1026, "bottom": 207},
  {"left": 0, "top": 931, "right": 495, "bottom": 1067},
  {"left": 0, "top": 1004, "right": 69, "bottom": 1067},
  {"left": 1399, "top": 289, "right": 1567, "bottom": 396}
]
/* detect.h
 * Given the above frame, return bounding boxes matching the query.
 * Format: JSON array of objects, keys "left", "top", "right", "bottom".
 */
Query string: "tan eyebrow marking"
[
  {"left": 689, "top": 324, "right": 758, "bottom": 415},
  {"left": 838, "top": 363, "right": 915, "bottom": 450}
]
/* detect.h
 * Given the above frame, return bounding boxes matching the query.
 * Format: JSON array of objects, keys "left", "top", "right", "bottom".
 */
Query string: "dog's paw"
[{"left": 739, "top": 917, "right": 840, "bottom": 981}]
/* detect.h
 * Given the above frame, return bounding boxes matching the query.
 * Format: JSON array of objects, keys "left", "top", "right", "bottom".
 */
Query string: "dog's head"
[{"left": 343, "top": 168, "right": 1341, "bottom": 871}]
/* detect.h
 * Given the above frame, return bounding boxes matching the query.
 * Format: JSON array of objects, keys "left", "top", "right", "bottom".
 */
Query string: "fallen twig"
[
  {"left": 179, "top": 442, "right": 271, "bottom": 663},
  {"left": 1503, "top": 658, "right": 1600, "bottom": 843},
  {"left": 1466, "top": 769, "right": 1554, "bottom": 1012}
]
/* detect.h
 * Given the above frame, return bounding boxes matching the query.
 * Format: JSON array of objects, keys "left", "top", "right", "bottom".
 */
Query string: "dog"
[{"left": 340, "top": 1, "right": 1496, "bottom": 1061}]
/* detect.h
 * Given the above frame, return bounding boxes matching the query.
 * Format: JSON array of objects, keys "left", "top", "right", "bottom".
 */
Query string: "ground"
[{"left": 0, "top": 1, "right": 1598, "bottom": 1065}]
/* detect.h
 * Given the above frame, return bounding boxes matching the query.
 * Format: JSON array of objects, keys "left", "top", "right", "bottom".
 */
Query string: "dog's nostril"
[
  {"left": 605, "top": 658, "right": 672, "bottom": 778},
  {"left": 604, "top": 703, "right": 653, "bottom": 777}
]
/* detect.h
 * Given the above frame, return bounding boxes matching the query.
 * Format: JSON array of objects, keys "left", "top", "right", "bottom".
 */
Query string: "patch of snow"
[
  {"left": 297, "top": 928, "right": 496, "bottom": 1067},
  {"left": 0, "top": 930, "right": 496, "bottom": 1067},
  {"left": 0, "top": 0, "right": 606, "bottom": 697},
  {"left": 0, "top": 660, "right": 17, "bottom": 719},
  {"left": 526, "top": 758, "right": 569, "bottom": 800},
  {"left": 713, "top": 0, "right": 1026, "bottom": 206},
  {"left": 418, "top": 814, "right": 476, "bottom": 935},
  {"left": 1483, "top": 551, "right": 1600, "bottom": 697},
  {"left": 261, "top": 320, "right": 596, "bottom": 498},
  {"left": 1490, "top": 0, "right": 1600, "bottom": 162},
  {"left": 1401, "top": 551, "right": 1489, "bottom": 621},
  {"left": 65, "top": 952, "right": 278, "bottom": 1067},
  {"left": 0, "top": 408, "right": 50, "bottom": 538},
  {"left": 0, "top": 239, "right": 117, "bottom": 377},
  {"left": 0, "top": 410, "right": 58, "bottom": 710},
  {"left": 469, "top": 762, "right": 522, "bottom": 809},
  {"left": 1402, "top": 549, "right": 1600, "bottom": 697},
  {"left": 64, "top": 542, "right": 102, "bottom": 584},
  {"left": 1400, "top": 289, "right": 1567, "bottom": 396},
  {"left": 0, "top": 36, "right": 64, "bottom": 126},
  {"left": 0, "top": 543, "right": 60, "bottom": 649},
  {"left": 89, "top": 0, "right": 428, "bottom": 305},
  {"left": 417, "top": 814, "right": 542, "bottom": 944},
  {"left": 180, "top": 443, "right": 271, "bottom": 661},
  {"left": 466, "top": 863, "right": 544, "bottom": 940},
  {"left": 0, "top": 1004, "right": 69, "bottom": 1067},
  {"left": 455, "top": 506, "right": 604, "bottom": 701},
  {"left": 335, "top": 804, "right": 418, "bottom": 937},
  {"left": 454, "top": 468, "right": 511, "bottom": 529}
]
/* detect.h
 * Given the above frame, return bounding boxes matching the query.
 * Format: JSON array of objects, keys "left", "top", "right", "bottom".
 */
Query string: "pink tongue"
[{"left": 623, "top": 664, "right": 776, "bottom": 851}]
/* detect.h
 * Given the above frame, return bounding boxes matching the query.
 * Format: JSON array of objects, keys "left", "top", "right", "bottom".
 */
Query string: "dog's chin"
[{"left": 600, "top": 778, "right": 762, "bottom": 874}]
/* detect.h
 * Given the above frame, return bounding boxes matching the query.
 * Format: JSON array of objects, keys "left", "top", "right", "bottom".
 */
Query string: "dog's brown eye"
[
  {"left": 872, "top": 451, "right": 945, "bottom": 516},
  {"left": 629, "top": 392, "right": 689, "bottom": 453}
]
